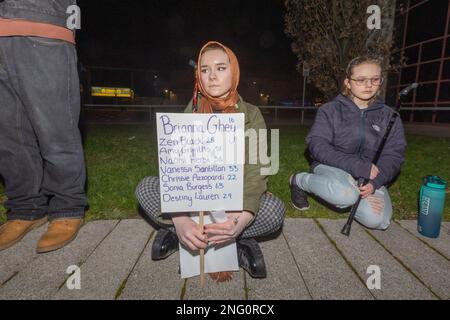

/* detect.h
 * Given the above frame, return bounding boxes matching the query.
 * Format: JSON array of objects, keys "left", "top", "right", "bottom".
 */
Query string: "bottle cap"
[{"left": 426, "top": 176, "right": 447, "bottom": 189}]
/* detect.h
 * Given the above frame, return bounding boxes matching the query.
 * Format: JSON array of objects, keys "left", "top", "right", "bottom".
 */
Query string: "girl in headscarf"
[{"left": 136, "top": 41, "right": 286, "bottom": 279}]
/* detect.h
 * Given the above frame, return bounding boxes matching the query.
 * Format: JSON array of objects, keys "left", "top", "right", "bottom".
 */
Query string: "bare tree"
[{"left": 285, "top": 0, "right": 398, "bottom": 100}]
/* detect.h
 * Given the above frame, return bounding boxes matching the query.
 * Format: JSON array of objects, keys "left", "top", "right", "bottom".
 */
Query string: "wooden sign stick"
[{"left": 199, "top": 211, "right": 205, "bottom": 287}]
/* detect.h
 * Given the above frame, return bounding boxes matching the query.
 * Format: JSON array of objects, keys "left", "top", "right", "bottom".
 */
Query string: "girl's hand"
[
  {"left": 204, "top": 211, "right": 254, "bottom": 245},
  {"left": 370, "top": 164, "right": 380, "bottom": 180},
  {"left": 172, "top": 214, "right": 208, "bottom": 251},
  {"left": 359, "top": 183, "right": 375, "bottom": 199}
]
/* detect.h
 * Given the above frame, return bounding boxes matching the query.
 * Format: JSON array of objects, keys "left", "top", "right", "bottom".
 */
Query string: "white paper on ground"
[{"left": 179, "top": 211, "right": 239, "bottom": 279}]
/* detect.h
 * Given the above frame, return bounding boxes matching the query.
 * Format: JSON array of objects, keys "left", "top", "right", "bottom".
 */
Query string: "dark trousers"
[{"left": 0, "top": 36, "right": 87, "bottom": 221}]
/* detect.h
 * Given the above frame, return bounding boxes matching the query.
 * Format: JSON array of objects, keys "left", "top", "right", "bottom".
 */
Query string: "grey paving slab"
[
  {"left": 368, "top": 222, "right": 450, "bottom": 299},
  {"left": 0, "top": 223, "right": 48, "bottom": 285},
  {"left": 0, "top": 220, "right": 118, "bottom": 299},
  {"left": 2, "top": 217, "right": 448, "bottom": 300},
  {"left": 246, "top": 231, "right": 311, "bottom": 300},
  {"left": 318, "top": 219, "right": 435, "bottom": 300},
  {"left": 55, "top": 219, "right": 152, "bottom": 300},
  {"left": 397, "top": 220, "right": 450, "bottom": 260},
  {"left": 441, "top": 222, "right": 449, "bottom": 231},
  {"left": 183, "top": 269, "right": 245, "bottom": 300},
  {"left": 118, "top": 232, "right": 184, "bottom": 300},
  {"left": 283, "top": 219, "right": 373, "bottom": 300}
]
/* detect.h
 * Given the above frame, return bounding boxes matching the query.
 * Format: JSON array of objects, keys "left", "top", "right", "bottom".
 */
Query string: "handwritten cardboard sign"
[{"left": 156, "top": 113, "right": 245, "bottom": 213}]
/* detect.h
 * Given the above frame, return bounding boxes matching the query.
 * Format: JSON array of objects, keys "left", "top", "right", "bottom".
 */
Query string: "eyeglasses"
[{"left": 350, "top": 76, "right": 383, "bottom": 86}]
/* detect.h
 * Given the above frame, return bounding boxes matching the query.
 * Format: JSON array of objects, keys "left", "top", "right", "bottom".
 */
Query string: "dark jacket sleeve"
[
  {"left": 371, "top": 115, "right": 406, "bottom": 189},
  {"left": 307, "top": 106, "right": 372, "bottom": 179}
]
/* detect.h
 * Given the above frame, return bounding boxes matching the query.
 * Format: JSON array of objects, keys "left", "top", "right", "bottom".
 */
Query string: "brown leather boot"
[
  {"left": 0, "top": 217, "right": 48, "bottom": 252},
  {"left": 36, "top": 218, "right": 84, "bottom": 254}
]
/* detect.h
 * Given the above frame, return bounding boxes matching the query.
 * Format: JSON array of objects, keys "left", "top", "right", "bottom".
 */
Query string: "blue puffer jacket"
[
  {"left": 306, "top": 94, "right": 407, "bottom": 190},
  {"left": 0, "top": 0, "right": 76, "bottom": 27}
]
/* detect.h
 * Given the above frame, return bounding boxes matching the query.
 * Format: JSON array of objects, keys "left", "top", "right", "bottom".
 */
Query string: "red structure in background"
[{"left": 388, "top": 0, "right": 450, "bottom": 123}]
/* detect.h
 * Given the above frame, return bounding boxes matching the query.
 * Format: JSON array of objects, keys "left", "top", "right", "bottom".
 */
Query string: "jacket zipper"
[{"left": 358, "top": 110, "right": 366, "bottom": 158}]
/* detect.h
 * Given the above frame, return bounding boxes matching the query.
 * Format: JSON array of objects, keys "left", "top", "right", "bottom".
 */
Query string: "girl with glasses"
[{"left": 289, "top": 56, "right": 406, "bottom": 231}]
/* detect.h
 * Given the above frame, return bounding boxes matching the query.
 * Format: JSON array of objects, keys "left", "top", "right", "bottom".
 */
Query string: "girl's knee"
[
  {"left": 304, "top": 173, "right": 358, "bottom": 207},
  {"left": 377, "top": 220, "right": 391, "bottom": 230},
  {"left": 355, "top": 190, "right": 393, "bottom": 230},
  {"left": 272, "top": 199, "right": 286, "bottom": 229},
  {"left": 259, "top": 193, "right": 286, "bottom": 231},
  {"left": 271, "top": 195, "right": 286, "bottom": 225},
  {"left": 135, "top": 177, "right": 161, "bottom": 217},
  {"left": 357, "top": 214, "right": 385, "bottom": 229},
  {"left": 329, "top": 181, "right": 359, "bottom": 207},
  {"left": 356, "top": 207, "right": 391, "bottom": 230},
  {"left": 135, "top": 176, "right": 159, "bottom": 200},
  {"left": 135, "top": 177, "right": 161, "bottom": 221}
]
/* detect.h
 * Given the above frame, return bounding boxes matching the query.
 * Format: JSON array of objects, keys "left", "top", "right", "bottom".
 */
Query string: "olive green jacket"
[{"left": 184, "top": 97, "right": 268, "bottom": 217}]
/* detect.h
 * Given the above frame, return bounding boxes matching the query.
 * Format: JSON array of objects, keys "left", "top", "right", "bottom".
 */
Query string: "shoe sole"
[
  {"left": 36, "top": 222, "right": 83, "bottom": 254},
  {"left": 151, "top": 248, "right": 178, "bottom": 261},
  {"left": 240, "top": 266, "right": 267, "bottom": 279},
  {"left": 291, "top": 202, "right": 310, "bottom": 211},
  {"left": 0, "top": 217, "right": 48, "bottom": 252}
]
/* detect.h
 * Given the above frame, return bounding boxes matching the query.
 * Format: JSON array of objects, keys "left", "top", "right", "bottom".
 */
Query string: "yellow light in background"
[{"left": 91, "top": 87, "right": 134, "bottom": 98}]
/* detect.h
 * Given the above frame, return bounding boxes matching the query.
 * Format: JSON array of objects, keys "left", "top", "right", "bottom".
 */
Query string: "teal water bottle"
[{"left": 418, "top": 176, "right": 447, "bottom": 238}]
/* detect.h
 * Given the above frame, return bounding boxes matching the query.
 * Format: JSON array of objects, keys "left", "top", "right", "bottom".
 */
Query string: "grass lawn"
[{"left": 1, "top": 124, "right": 449, "bottom": 222}]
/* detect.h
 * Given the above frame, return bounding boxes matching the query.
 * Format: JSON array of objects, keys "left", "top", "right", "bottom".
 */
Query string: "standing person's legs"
[
  {"left": 1, "top": 37, "right": 87, "bottom": 253},
  {"left": 295, "top": 164, "right": 392, "bottom": 230},
  {"left": 0, "top": 38, "right": 49, "bottom": 220},
  {"left": 11, "top": 37, "right": 87, "bottom": 221},
  {"left": 0, "top": 38, "right": 49, "bottom": 251}
]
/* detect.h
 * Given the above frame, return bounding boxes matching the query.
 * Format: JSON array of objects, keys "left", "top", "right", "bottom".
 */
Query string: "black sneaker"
[
  {"left": 290, "top": 174, "right": 310, "bottom": 211},
  {"left": 237, "top": 238, "right": 267, "bottom": 278},
  {"left": 151, "top": 229, "right": 179, "bottom": 260}
]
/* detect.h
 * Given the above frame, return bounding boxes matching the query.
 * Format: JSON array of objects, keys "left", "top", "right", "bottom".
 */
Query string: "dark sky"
[
  {"left": 75, "top": 0, "right": 447, "bottom": 101},
  {"left": 76, "top": 0, "right": 298, "bottom": 80}
]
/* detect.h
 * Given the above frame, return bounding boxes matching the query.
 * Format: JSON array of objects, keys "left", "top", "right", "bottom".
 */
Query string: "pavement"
[{"left": 0, "top": 218, "right": 449, "bottom": 300}]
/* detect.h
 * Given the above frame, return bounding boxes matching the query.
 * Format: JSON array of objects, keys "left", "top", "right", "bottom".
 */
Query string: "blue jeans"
[
  {"left": 0, "top": 36, "right": 87, "bottom": 221},
  {"left": 295, "top": 164, "right": 392, "bottom": 230}
]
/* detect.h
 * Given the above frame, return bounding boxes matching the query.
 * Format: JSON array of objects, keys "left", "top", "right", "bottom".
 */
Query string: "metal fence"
[{"left": 82, "top": 104, "right": 450, "bottom": 125}]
